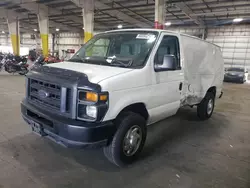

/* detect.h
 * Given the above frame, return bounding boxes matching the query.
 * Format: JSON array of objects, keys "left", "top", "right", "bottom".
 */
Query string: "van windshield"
[{"left": 70, "top": 31, "right": 158, "bottom": 68}]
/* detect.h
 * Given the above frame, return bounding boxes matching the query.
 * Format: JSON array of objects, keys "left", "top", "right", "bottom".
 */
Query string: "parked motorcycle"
[
  {"left": 4, "top": 55, "right": 29, "bottom": 75},
  {"left": 0, "top": 55, "right": 6, "bottom": 71},
  {"left": 29, "top": 55, "right": 45, "bottom": 70},
  {"left": 0, "top": 54, "right": 10, "bottom": 72},
  {"left": 0, "top": 53, "right": 4, "bottom": 61}
]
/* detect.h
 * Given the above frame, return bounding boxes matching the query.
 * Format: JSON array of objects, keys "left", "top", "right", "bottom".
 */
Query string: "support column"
[
  {"left": 202, "top": 27, "right": 207, "bottom": 40},
  {"left": 82, "top": 0, "right": 94, "bottom": 43},
  {"left": 38, "top": 12, "right": 49, "bottom": 57},
  {"left": 154, "top": 0, "right": 166, "bottom": 29},
  {"left": 7, "top": 18, "right": 20, "bottom": 55},
  {"left": 52, "top": 33, "right": 55, "bottom": 55}
]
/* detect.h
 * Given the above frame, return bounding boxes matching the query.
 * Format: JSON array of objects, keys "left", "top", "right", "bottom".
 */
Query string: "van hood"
[{"left": 46, "top": 61, "right": 134, "bottom": 83}]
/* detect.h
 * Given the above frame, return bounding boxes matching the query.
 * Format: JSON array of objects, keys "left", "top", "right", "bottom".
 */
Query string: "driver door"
[{"left": 148, "top": 34, "right": 184, "bottom": 124}]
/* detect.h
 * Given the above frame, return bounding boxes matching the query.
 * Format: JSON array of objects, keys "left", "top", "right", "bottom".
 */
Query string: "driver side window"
[{"left": 154, "top": 35, "right": 180, "bottom": 69}]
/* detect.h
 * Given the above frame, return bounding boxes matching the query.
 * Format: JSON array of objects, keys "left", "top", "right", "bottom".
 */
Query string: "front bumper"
[{"left": 21, "top": 100, "right": 115, "bottom": 148}]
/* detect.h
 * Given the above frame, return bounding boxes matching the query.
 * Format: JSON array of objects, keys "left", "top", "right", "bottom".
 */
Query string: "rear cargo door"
[{"left": 148, "top": 33, "right": 184, "bottom": 124}]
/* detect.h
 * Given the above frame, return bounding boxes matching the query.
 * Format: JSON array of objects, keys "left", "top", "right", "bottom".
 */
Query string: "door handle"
[{"left": 179, "top": 82, "right": 183, "bottom": 91}]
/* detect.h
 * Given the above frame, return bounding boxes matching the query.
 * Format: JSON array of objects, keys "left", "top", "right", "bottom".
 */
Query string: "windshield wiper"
[
  {"left": 76, "top": 54, "right": 86, "bottom": 63},
  {"left": 108, "top": 57, "right": 132, "bottom": 68},
  {"left": 110, "top": 59, "right": 128, "bottom": 67},
  {"left": 69, "top": 54, "right": 86, "bottom": 63}
]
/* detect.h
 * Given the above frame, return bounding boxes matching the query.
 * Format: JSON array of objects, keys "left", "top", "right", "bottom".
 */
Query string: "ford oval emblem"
[{"left": 38, "top": 90, "right": 49, "bottom": 99}]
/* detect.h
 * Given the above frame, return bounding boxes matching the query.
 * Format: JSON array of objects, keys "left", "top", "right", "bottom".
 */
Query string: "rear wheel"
[
  {"left": 103, "top": 112, "right": 147, "bottom": 167},
  {"left": 197, "top": 92, "right": 215, "bottom": 120},
  {"left": 5, "top": 64, "right": 12, "bottom": 73},
  {"left": 19, "top": 69, "right": 28, "bottom": 75}
]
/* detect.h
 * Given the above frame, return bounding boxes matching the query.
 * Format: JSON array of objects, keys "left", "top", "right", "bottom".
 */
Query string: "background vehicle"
[
  {"left": 4, "top": 55, "right": 29, "bottom": 75},
  {"left": 0, "top": 54, "right": 7, "bottom": 71},
  {"left": 224, "top": 67, "right": 248, "bottom": 83},
  {"left": 29, "top": 55, "right": 46, "bottom": 70},
  {"left": 0, "top": 53, "right": 29, "bottom": 75},
  {"left": 44, "top": 55, "right": 62, "bottom": 64},
  {"left": 21, "top": 29, "right": 224, "bottom": 167}
]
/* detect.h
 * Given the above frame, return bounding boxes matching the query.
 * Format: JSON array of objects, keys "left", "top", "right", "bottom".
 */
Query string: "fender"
[{"left": 102, "top": 86, "right": 152, "bottom": 121}]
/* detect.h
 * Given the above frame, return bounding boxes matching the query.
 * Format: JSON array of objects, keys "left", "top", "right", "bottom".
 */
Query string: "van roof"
[
  {"left": 105, "top": 28, "right": 174, "bottom": 34},
  {"left": 104, "top": 29, "right": 220, "bottom": 48}
]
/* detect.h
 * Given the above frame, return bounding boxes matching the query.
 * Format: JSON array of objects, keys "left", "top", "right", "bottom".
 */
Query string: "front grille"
[{"left": 28, "top": 78, "right": 71, "bottom": 112}]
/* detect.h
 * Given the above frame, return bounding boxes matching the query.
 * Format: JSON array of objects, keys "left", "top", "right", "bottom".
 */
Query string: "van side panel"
[
  {"left": 100, "top": 67, "right": 153, "bottom": 122},
  {"left": 181, "top": 35, "right": 224, "bottom": 105}
]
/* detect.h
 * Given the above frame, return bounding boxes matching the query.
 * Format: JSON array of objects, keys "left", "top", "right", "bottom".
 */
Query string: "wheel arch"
[
  {"left": 116, "top": 103, "right": 149, "bottom": 121},
  {"left": 207, "top": 86, "right": 216, "bottom": 96}
]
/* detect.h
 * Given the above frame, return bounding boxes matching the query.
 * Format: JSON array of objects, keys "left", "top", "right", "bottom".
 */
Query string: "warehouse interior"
[
  {"left": 0, "top": 0, "right": 250, "bottom": 68},
  {"left": 0, "top": 0, "right": 250, "bottom": 187}
]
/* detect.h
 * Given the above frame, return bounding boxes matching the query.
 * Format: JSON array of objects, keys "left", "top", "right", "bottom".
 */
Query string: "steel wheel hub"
[
  {"left": 207, "top": 99, "right": 214, "bottom": 115},
  {"left": 123, "top": 125, "right": 142, "bottom": 156}
]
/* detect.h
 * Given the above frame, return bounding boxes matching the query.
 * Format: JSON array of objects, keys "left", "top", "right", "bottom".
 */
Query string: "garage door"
[{"left": 206, "top": 25, "right": 250, "bottom": 69}]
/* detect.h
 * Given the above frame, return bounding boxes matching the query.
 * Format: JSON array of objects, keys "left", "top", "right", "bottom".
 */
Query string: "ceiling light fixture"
[
  {"left": 56, "top": 28, "right": 60, "bottom": 31},
  {"left": 233, "top": 18, "right": 243, "bottom": 22},
  {"left": 117, "top": 24, "right": 123, "bottom": 29},
  {"left": 34, "top": 29, "right": 37, "bottom": 32},
  {"left": 165, "top": 22, "right": 171, "bottom": 26}
]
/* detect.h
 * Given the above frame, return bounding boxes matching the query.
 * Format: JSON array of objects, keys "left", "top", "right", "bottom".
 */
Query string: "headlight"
[
  {"left": 77, "top": 104, "right": 97, "bottom": 121},
  {"left": 78, "top": 91, "right": 108, "bottom": 103},
  {"left": 79, "top": 91, "right": 98, "bottom": 102},
  {"left": 86, "top": 105, "right": 97, "bottom": 118},
  {"left": 77, "top": 90, "right": 109, "bottom": 122}
]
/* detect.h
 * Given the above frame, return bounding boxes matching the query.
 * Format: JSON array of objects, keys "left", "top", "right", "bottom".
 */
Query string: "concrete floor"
[{"left": 0, "top": 72, "right": 249, "bottom": 188}]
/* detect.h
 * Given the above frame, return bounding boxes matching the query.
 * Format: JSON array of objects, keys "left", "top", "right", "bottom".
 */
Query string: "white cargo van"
[{"left": 21, "top": 29, "right": 224, "bottom": 166}]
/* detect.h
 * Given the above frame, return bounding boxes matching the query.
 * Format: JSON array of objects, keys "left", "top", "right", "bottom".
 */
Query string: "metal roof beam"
[
  {"left": 71, "top": 0, "right": 151, "bottom": 28},
  {"left": 175, "top": 2, "right": 205, "bottom": 26},
  {"left": 112, "top": 2, "right": 153, "bottom": 26},
  {"left": 2, "top": 0, "right": 107, "bottom": 30},
  {"left": 18, "top": 2, "right": 83, "bottom": 32},
  {"left": 0, "top": 8, "right": 80, "bottom": 33},
  {"left": 191, "top": 9, "right": 250, "bottom": 17}
]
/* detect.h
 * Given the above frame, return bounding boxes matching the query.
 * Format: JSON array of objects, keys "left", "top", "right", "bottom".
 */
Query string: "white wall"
[
  {"left": 0, "top": 32, "right": 83, "bottom": 58},
  {"left": 1, "top": 27, "right": 250, "bottom": 69},
  {"left": 56, "top": 33, "right": 82, "bottom": 58},
  {"left": 169, "top": 26, "right": 205, "bottom": 38},
  {"left": 171, "top": 25, "right": 250, "bottom": 69},
  {"left": 206, "top": 25, "right": 250, "bottom": 69}
]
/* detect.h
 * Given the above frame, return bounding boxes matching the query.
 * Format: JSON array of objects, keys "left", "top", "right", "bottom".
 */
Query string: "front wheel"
[
  {"left": 19, "top": 67, "right": 29, "bottom": 75},
  {"left": 103, "top": 112, "right": 147, "bottom": 167},
  {"left": 197, "top": 92, "right": 215, "bottom": 120},
  {"left": 5, "top": 65, "right": 13, "bottom": 73},
  {"left": 19, "top": 70, "right": 28, "bottom": 75}
]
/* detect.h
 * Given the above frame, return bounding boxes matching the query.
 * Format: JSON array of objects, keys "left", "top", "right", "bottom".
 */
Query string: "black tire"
[
  {"left": 197, "top": 92, "right": 215, "bottom": 120},
  {"left": 19, "top": 70, "right": 28, "bottom": 75},
  {"left": 103, "top": 112, "right": 147, "bottom": 167},
  {"left": 5, "top": 65, "right": 12, "bottom": 73},
  {"left": 19, "top": 67, "right": 29, "bottom": 75},
  {"left": 242, "top": 76, "right": 246, "bottom": 83}
]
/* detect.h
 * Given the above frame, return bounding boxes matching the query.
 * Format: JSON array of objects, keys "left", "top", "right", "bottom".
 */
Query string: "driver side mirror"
[{"left": 155, "top": 54, "right": 177, "bottom": 72}]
